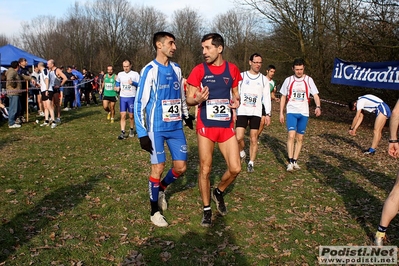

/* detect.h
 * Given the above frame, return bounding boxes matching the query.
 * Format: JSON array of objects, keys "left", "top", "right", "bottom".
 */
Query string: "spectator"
[
  {"left": 6, "top": 61, "right": 22, "bottom": 128},
  {"left": 62, "top": 66, "right": 77, "bottom": 111},
  {"left": 17, "top": 57, "right": 33, "bottom": 123}
]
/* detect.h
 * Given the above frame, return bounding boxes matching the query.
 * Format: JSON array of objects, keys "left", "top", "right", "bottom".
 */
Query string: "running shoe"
[
  {"left": 158, "top": 191, "right": 168, "bottom": 211},
  {"left": 293, "top": 162, "right": 301, "bottom": 170},
  {"left": 286, "top": 163, "right": 294, "bottom": 172},
  {"left": 55, "top": 118, "right": 61, "bottom": 124},
  {"left": 201, "top": 210, "right": 212, "bottom": 227},
  {"left": 40, "top": 122, "right": 49, "bottom": 127},
  {"left": 363, "top": 149, "right": 375, "bottom": 155},
  {"left": 51, "top": 122, "right": 57, "bottom": 129},
  {"left": 110, "top": 118, "right": 114, "bottom": 123},
  {"left": 240, "top": 150, "right": 246, "bottom": 163},
  {"left": 107, "top": 112, "right": 111, "bottom": 120},
  {"left": 8, "top": 123, "right": 21, "bottom": 128},
  {"left": 150, "top": 211, "right": 168, "bottom": 227},
  {"left": 117, "top": 133, "right": 126, "bottom": 140},
  {"left": 129, "top": 129, "right": 136, "bottom": 137},
  {"left": 374, "top": 232, "right": 386, "bottom": 246},
  {"left": 211, "top": 188, "right": 227, "bottom": 216},
  {"left": 247, "top": 163, "right": 254, "bottom": 173}
]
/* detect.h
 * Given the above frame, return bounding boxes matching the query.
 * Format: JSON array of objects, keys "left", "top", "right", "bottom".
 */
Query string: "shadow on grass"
[
  {"left": 0, "top": 174, "right": 102, "bottom": 262},
  {"left": 121, "top": 220, "right": 249, "bottom": 265},
  {"left": 0, "top": 135, "right": 22, "bottom": 150},
  {"left": 59, "top": 109, "right": 102, "bottom": 124},
  {"left": 319, "top": 133, "right": 363, "bottom": 152},
  {"left": 259, "top": 134, "right": 287, "bottom": 167},
  {"left": 306, "top": 151, "right": 399, "bottom": 243}
]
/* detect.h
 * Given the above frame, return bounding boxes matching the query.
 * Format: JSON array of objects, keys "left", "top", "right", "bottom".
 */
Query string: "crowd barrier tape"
[{"left": 0, "top": 79, "right": 95, "bottom": 94}]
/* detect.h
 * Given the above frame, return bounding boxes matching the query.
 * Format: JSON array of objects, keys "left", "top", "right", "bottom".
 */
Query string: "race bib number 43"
[
  {"left": 162, "top": 99, "right": 182, "bottom": 122},
  {"left": 206, "top": 99, "right": 231, "bottom": 121}
]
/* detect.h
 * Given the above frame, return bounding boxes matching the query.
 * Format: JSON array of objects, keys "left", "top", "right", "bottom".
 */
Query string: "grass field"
[{"left": 1, "top": 101, "right": 398, "bottom": 265}]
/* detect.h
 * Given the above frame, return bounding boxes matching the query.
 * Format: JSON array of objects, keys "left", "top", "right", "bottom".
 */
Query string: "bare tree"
[
  {"left": 127, "top": 6, "right": 168, "bottom": 71},
  {"left": 212, "top": 9, "right": 267, "bottom": 71},
  {"left": 0, "top": 34, "right": 9, "bottom": 47},
  {"left": 87, "top": 0, "right": 132, "bottom": 68},
  {"left": 171, "top": 7, "right": 204, "bottom": 76}
]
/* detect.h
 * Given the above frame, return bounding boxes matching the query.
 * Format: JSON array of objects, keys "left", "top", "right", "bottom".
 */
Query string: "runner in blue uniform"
[{"left": 135, "top": 31, "right": 194, "bottom": 227}]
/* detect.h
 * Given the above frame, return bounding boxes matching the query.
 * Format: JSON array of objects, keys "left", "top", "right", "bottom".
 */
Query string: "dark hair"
[
  {"left": 153, "top": 31, "right": 175, "bottom": 50},
  {"left": 11, "top": 61, "right": 19, "bottom": 69},
  {"left": 348, "top": 100, "right": 357, "bottom": 111},
  {"left": 123, "top": 59, "right": 132, "bottom": 65},
  {"left": 18, "top": 58, "right": 27, "bottom": 63},
  {"left": 293, "top": 58, "right": 305, "bottom": 67},
  {"left": 201, "top": 33, "right": 224, "bottom": 52},
  {"left": 267, "top": 64, "right": 276, "bottom": 71},
  {"left": 249, "top": 53, "right": 262, "bottom": 61}
]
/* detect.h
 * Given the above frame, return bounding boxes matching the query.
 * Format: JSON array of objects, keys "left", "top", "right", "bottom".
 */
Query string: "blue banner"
[{"left": 331, "top": 58, "right": 399, "bottom": 90}]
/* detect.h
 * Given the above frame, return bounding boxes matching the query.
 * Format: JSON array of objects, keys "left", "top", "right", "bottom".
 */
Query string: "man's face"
[
  {"left": 47, "top": 61, "right": 53, "bottom": 69},
  {"left": 267, "top": 68, "right": 275, "bottom": 79},
  {"left": 67, "top": 68, "right": 73, "bottom": 73},
  {"left": 202, "top": 39, "right": 221, "bottom": 64},
  {"left": 122, "top": 62, "right": 131, "bottom": 73},
  {"left": 249, "top": 56, "right": 262, "bottom": 73},
  {"left": 159, "top": 36, "right": 176, "bottom": 58},
  {"left": 293, "top": 65, "right": 305, "bottom": 78},
  {"left": 107, "top": 67, "right": 113, "bottom": 75},
  {"left": 20, "top": 59, "right": 27, "bottom": 68}
]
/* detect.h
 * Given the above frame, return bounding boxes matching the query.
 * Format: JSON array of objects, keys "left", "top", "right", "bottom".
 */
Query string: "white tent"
[{"left": 1, "top": 66, "right": 7, "bottom": 72}]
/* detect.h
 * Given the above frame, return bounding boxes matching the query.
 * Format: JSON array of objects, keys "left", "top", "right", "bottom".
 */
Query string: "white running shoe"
[
  {"left": 150, "top": 211, "right": 168, "bottom": 227},
  {"left": 158, "top": 191, "right": 168, "bottom": 211},
  {"left": 286, "top": 163, "right": 294, "bottom": 172},
  {"left": 51, "top": 122, "right": 57, "bottom": 129},
  {"left": 40, "top": 122, "right": 49, "bottom": 127},
  {"left": 9, "top": 123, "right": 21, "bottom": 128},
  {"left": 293, "top": 162, "right": 301, "bottom": 170}
]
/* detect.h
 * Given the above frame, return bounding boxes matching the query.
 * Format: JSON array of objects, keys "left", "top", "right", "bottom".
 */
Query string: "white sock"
[{"left": 240, "top": 150, "right": 246, "bottom": 158}]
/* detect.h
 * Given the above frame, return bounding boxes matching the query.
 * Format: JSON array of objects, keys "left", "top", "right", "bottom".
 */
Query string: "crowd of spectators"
[{"left": 0, "top": 58, "right": 103, "bottom": 127}]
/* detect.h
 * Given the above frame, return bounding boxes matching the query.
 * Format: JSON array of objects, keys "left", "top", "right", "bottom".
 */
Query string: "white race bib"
[
  {"left": 162, "top": 99, "right": 182, "bottom": 122},
  {"left": 243, "top": 93, "right": 258, "bottom": 107},
  {"left": 206, "top": 99, "right": 231, "bottom": 121},
  {"left": 292, "top": 91, "right": 306, "bottom": 101},
  {"left": 105, "top": 83, "right": 113, "bottom": 90},
  {"left": 121, "top": 83, "right": 132, "bottom": 91}
]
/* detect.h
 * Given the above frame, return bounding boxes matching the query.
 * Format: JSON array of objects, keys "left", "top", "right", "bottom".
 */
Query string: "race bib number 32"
[
  {"left": 162, "top": 99, "right": 182, "bottom": 122},
  {"left": 206, "top": 99, "right": 231, "bottom": 121}
]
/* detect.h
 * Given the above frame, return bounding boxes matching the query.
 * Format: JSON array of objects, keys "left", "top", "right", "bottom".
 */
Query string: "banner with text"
[{"left": 331, "top": 58, "right": 399, "bottom": 90}]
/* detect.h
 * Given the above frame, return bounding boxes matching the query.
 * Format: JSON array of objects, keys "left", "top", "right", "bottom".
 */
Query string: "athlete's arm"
[
  {"left": 57, "top": 69, "right": 68, "bottom": 87},
  {"left": 134, "top": 68, "right": 152, "bottom": 138},
  {"left": 279, "top": 95, "right": 286, "bottom": 124},
  {"left": 262, "top": 76, "right": 272, "bottom": 116},
  {"left": 313, "top": 93, "right": 321, "bottom": 117},
  {"left": 279, "top": 78, "right": 289, "bottom": 124},
  {"left": 229, "top": 86, "right": 240, "bottom": 109},
  {"left": 349, "top": 109, "right": 363, "bottom": 136},
  {"left": 389, "top": 100, "right": 399, "bottom": 158}
]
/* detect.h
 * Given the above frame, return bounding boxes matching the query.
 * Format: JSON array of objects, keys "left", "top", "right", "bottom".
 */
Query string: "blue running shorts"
[
  {"left": 148, "top": 129, "right": 188, "bottom": 164},
  {"left": 286, "top": 113, "right": 309, "bottom": 134}
]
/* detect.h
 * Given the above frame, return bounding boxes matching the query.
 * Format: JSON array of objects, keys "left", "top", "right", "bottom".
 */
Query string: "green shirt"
[
  {"left": 269, "top": 79, "right": 276, "bottom": 93},
  {"left": 103, "top": 74, "right": 117, "bottom": 97}
]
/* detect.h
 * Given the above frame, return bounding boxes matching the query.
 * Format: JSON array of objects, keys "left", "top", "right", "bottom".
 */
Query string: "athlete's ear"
[
  {"left": 156, "top": 40, "right": 163, "bottom": 50},
  {"left": 217, "top": 45, "right": 223, "bottom": 54}
]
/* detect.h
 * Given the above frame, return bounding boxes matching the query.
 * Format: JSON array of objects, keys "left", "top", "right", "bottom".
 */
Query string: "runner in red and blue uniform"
[{"left": 186, "top": 33, "right": 242, "bottom": 227}]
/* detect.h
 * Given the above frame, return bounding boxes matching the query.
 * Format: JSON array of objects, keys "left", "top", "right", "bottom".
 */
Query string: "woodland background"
[{"left": 1, "top": 0, "right": 399, "bottom": 104}]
